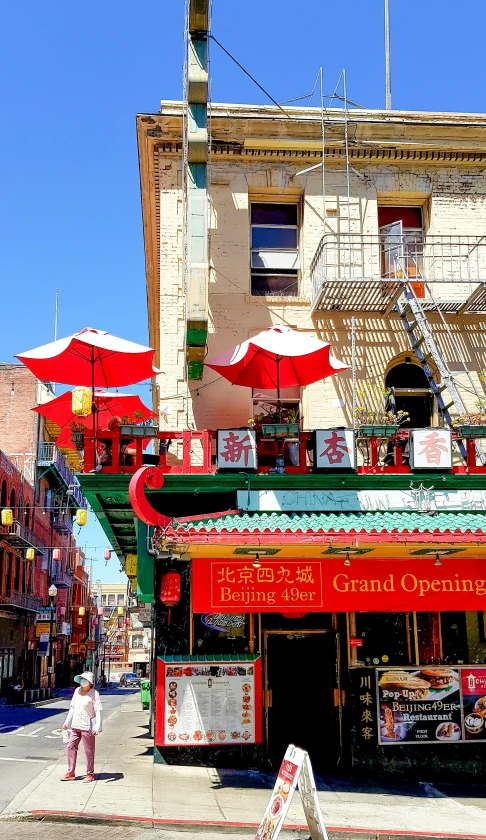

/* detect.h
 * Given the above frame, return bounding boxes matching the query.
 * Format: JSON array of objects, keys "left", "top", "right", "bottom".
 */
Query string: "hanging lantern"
[
  {"left": 1, "top": 509, "right": 13, "bottom": 527},
  {"left": 104, "top": 549, "right": 111, "bottom": 561},
  {"left": 97, "top": 607, "right": 104, "bottom": 616},
  {"left": 160, "top": 570, "right": 181, "bottom": 625},
  {"left": 53, "top": 548, "right": 61, "bottom": 560},
  {"left": 76, "top": 508, "right": 87, "bottom": 526},
  {"left": 72, "top": 387, "right": 92, "bottom": 417},
  {"left": 79, "top": 606, "right": 86, "bottom": 616},
  {"left": 118, "top": 617, "right": 123, "bottom": 628},
  {"left": 117, "top": 606, "right": 124, "bottom": 616},
  {"left": 92, "top": 617, "right": 98, "bottom": 626},
  {"left": 125, "top": 617, "right": 130, "bottom": 626},
  {"left": 26, "top": 548, "right": 35, "bottom": 561}
]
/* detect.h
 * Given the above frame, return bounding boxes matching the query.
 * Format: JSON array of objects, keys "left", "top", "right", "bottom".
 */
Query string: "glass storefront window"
[
  {"left": 352, "top": 613, "right": 413, "bottom": 666},
  {"left": 193, "top": 613, "right": 252, "bottom": 655}
]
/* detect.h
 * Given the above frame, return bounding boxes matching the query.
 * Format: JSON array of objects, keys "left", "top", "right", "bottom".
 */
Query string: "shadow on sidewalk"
[{"left": 95, "top": 772, "right": 124, "bottom": 782}]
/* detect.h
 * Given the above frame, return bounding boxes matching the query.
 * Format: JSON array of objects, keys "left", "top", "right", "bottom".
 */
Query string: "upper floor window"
[
  {"left": 102, "top": 594, "right": 107, "bottom": 605},
  {"left": 250, "top": 202, "right": 299, "bottom": 296},
  {"left": 117, "top": 594, "right": 124, "bottom": 605},
  {"left": 378, "top": 206, "right": 424, "bottom": 298},
  {"left": 108, "top": 594, "right": 115, "bottom": 605}
]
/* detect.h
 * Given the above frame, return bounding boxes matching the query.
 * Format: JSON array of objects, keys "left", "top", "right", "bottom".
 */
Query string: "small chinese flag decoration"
[
  {"left": 76, "top": 509, "right": 87, "bottom": 526},
  {"left": 53, "top": 548, "right": 61, "bottom": 560},
  {"left": 1, "top": 509, "right": 13, "bottom": 526},
  {"left": 160, "top": 570, "right": 181, "bottom": 625},
  {"left": 26, "top": 548, "right": 35, "bottom": 561}
]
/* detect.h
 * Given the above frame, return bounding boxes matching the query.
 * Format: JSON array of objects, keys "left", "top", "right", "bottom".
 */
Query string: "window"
[
  {"left": 0, "top": 549, "right": 4, "bottom": 596},
  {"left": 250, "top": 202, "right": 299, "bottom": 296},
  {"left": 9, "top": 489, "right": 15, "bottom": 519},
  {"left": 0, "top": 482, "right": 6, "bottom": 509},
  {"left": 5, "top": 553, "right": 12, "bottom": 597},
  {"left": 24, "top": 504, "right": 29, "bottom": 529},
  {"left": 108, "top": 594, "right": 115, "bottom": 606},
  {"left": 378, "top": 206, "right": 425, "bottom": 298},
  {"left": 117, "top": 594, "right": 124, "bottom": 606},
  {"left": 13, "top": 556, "right": 20, "bottom": 591},
  {"left": 102, "top": 594, "right": 107, "bottom": 605},
  {"left": 130, "top": 636, "right": 144, "bottom": 649}
]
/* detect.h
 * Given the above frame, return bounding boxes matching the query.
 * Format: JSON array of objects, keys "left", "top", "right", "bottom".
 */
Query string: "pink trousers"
[{"left": 67, "top": 728, "right": 95, "bottom": 775}]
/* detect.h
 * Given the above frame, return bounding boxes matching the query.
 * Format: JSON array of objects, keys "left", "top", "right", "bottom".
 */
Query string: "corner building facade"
[{"left": 81, "top": 100, "right": 486, "bottom": 778}]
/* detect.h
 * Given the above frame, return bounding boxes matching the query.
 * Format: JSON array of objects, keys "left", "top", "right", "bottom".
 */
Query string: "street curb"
[{"left": 2, "top": 811, "right": 486, "bottom": 840}]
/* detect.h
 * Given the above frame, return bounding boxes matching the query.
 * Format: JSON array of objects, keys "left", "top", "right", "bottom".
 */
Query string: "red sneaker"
[
  {"left": 83, "top": 774, "right": 95, "bottom": 783},
  {"left": 60, "top": 773, "right": 75, "bottom": 781}
]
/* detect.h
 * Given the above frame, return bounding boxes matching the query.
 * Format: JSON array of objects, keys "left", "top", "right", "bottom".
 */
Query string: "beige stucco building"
[{"left": 137, "top": 103, "right": 486, "bottom": 450}]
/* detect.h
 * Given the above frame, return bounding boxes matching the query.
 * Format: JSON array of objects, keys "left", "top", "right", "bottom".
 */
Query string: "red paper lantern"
[
  {"left": 104, "top": 549, "right": 111, "bottom": 560},
  {"left": 92, "top": 617, "right": 98, "bottom": 626},
  {"left": 160, "top": 570, "right": 181, "bottom": 625},
  {"left": 160, "top": 570, "right": 181, "bottom": 607},
  {"left": 53, "top": 549, "right": 61, "bottom": 560},
  {"left": 125, "top": 617, "right": 130, "bottom": 626}
]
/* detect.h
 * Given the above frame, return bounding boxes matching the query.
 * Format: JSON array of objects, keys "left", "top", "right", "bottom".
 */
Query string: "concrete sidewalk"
[{"left": 2, "top": 693, "right": 486, "bottom": 838}]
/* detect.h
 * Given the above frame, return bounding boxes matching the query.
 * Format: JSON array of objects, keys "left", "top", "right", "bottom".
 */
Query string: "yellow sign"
[
  {"left": 36, "top": 621, "right": 51, "bottom": 637},
  {"left": 126, "top": 554, "right": 138, "bottom": 578}
]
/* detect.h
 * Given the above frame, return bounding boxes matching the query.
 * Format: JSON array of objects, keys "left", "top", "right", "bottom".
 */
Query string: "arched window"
[
  {"left": 0, "top": 481, "right": 7, "bottom": 509},
  {"left": 385, "top": 359, "right": 432, "bottom": 429},
  {"left": 9, "top": 489, "right": 16, "bottom": 519}
]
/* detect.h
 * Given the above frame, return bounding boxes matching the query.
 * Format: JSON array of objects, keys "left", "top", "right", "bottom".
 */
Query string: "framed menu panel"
[
  {"left": 376, "top": 666, "right": 461, "bottom": 744},
  {"left": 156, "top": 656, "right": 262, "bottom": 747}
]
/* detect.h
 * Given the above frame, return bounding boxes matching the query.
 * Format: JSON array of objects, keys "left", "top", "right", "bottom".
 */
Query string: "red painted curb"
[{"left": 27, "top": 810, "right": 486, "bottom": 839}]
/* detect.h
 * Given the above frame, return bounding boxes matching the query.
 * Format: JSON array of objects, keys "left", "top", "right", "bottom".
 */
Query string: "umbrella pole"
[{"left": 276, "top": 357, "right": 281, "bottom": 422}]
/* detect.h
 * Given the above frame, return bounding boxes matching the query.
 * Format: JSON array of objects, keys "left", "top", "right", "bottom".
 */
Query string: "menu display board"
[
  {"left": 461, "top": 668, "right": 486, "bottom": 741},
  {"left": 156, "top": 657, "right": 262, "bottom": 747},
  {"left": 377, "top": 667, "right": 462, "bottom": 744}
]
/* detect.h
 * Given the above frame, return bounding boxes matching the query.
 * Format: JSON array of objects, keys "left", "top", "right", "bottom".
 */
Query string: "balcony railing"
[
  {"left": 52, "top": 511, "right": 73, "bottom": 534},
  {"left": 311, "top": 233, "right": 486, "bottom": 312},
  {"left": 0, "top": 520, "right": 45, "bottom": 552},
  {"left": 78, "top": 425, "right": 486, "bottom": 476},
  {"left": 37, "top": 442, "right": 86, "bottom": 508},
  {"left": 0, "top": 591, "right": 43, "bottom": 612}
]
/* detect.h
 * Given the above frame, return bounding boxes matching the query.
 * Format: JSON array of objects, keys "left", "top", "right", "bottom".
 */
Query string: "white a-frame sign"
[{"left": 254, "top": 744, "right": 329, "bottom": 840}]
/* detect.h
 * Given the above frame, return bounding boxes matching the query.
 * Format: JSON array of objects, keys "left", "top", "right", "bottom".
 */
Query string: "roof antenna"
[{"left": 385, "top": 0, "right": 392, "bottom": 110}]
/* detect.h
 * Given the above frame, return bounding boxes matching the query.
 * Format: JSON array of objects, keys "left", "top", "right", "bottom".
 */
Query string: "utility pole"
[{"left": 385, "top": 0, "right": 392, "bottom": 110}]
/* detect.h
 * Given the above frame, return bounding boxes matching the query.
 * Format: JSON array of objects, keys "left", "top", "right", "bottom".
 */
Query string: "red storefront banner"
[{"left": 192, "top": 558, "right": 486, "bottom": 613}]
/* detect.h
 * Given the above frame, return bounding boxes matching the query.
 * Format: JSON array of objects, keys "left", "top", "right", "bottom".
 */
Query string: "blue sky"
[{"left": 1, "top": 1, "right": 485, "bottom": 580}]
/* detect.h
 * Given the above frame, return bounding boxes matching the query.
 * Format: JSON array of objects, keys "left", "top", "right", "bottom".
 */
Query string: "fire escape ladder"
[{"left": 396, "top": 288, "right": 486, "bottom": 463}]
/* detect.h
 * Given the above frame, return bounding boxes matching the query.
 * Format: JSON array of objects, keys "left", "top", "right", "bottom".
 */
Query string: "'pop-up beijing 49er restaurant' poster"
[{"left": 377, "top": 667, "right": 462, "bottom": 744}]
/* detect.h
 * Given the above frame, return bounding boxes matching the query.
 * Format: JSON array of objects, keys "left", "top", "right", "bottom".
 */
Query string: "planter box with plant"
[
  {"left": 354, "top": 384, "right": 409, "bottom": 438},
  {"left": 454, "top": 398, "right": 486, "bottom": 438}
]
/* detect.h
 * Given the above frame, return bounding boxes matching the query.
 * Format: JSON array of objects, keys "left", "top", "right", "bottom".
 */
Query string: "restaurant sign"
[
  {"left": 377, "top": 666, "right": 486, "bottom": 745},
  {"left": 192, "top": 559, "right": 486, "bottom": 614},
  {"left": 237, "top": 487, "right": 486, "bottom": 513}
]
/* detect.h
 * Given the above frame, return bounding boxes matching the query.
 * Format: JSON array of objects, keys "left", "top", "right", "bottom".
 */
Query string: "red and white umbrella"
[
  {"left": 17, "top": 327, "right": 159, "bottom": 388},
  {"left": 206, "top": 325, "right": 348, "bottom": 394},
  {"left": 33, "top": 391, "right": 157, "bottom": 449}
]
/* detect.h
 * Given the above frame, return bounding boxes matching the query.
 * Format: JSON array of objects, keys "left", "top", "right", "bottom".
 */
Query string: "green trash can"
[{"left": 140, "top": 678, "right": 151, "bottom": 710}]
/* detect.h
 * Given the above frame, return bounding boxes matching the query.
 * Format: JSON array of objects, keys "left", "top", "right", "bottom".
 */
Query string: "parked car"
[{"left": 119, "top": 672, "right": 140, "bottom": 688}]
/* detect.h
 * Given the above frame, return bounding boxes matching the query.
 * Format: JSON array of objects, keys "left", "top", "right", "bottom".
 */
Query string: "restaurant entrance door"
[{"left": 264, "top": 629, "right": 339, "bottom": 770}]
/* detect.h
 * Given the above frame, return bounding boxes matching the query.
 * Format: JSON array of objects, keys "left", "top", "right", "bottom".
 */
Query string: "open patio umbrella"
[
  {"left": 33, "top": 391, "right": 157, "bottom": 449},
  {"left": 205, "top": 325, "right": 348, "bottom": 414},
  {"left": 17, "top": 327, "right": 159, "bottom": 389}
]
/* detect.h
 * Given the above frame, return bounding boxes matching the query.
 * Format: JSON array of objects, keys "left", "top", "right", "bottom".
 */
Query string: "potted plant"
[
  {"left": 454, "top": 398, "right": 486, "bottom": 437},
  {"left": 249, "top": 406, "right": 300, "bottom": 439},
  {"left": 69, "top": 421, "right": 86, "bottom": 451},
  {"left": 354, "top": 385, "right": 409, "bottom": 437}
]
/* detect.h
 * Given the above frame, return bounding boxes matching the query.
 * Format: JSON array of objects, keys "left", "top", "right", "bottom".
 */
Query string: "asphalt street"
[{"left": 0, "top": 687, "right": 136, "bottom": 812}]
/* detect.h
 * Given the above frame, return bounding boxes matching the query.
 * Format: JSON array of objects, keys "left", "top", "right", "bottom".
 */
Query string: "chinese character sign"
[
  {"left": 315, "top": 429, "right": 355, "bottom": 469},
  {"left": 461, "top": 668, "right": 486, "bottom": 740},
  {"left": 193, "top": 560, "right": 324, "bottom": 613},
  {"left": 217, "top": 429, "right": 257, "bottom": 470},
  {"left": 411, "top": 428, "right": 452, "bottom": 469}
]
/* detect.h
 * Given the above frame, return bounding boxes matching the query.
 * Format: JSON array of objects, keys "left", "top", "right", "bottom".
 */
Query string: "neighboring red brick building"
[{"left": 0, "top": 364, "right": 88, "bottom": 692}]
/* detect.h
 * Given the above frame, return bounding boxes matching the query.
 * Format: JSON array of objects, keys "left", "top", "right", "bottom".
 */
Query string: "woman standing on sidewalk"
[{"left": 61, "top": 671, "right": 102, "bottom": 783}]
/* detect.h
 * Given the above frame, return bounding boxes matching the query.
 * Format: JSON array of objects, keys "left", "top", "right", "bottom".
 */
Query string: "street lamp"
[{"left": 47, "top": 584, "right": 58, "bottom": 690}]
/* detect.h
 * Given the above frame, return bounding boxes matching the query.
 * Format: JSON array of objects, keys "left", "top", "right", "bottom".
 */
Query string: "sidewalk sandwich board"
[{"left": 255, "top": 744, "right": 329, "bottom": 840}]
